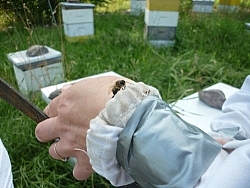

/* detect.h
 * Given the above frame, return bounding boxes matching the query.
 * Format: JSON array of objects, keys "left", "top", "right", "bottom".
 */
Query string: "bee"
[{"left": 109, "top": 80, "right": 126, "bottom": 98}]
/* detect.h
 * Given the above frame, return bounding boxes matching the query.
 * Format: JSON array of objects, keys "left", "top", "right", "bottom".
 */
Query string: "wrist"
[
  {"left": 100, "top": 81, "right": 162, "bottom": 128},
  {"left": 86, "top": 81, "right": 161, "bottom": 186}
]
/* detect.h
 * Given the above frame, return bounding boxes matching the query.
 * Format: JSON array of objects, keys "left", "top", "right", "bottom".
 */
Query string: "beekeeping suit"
[
  {"left": 0, "top": 139, "right": 14, "bottom": 188},
  {"left": 87, "top": 76, "right": 250, "bottom": 188}
]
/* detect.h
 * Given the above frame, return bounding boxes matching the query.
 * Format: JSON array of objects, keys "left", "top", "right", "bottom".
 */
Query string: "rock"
[
  {"left": 198, "top": 89, "right": 226, "bottom": 109},
  {"left": 26, "top": 45, "right": 49, "bottom": 57},
  {"left": 48, "top": 89, "right": 62, "bottom": 100}
]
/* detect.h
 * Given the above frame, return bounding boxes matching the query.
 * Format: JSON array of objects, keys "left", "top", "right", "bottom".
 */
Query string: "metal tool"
[{"left": 0, "top": 77, "right": 48, "bottom": 123}]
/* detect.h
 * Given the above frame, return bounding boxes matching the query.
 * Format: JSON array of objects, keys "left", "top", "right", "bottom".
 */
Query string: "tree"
[{"left": 1, "top": 0, "right": 112, "bottom": 25}]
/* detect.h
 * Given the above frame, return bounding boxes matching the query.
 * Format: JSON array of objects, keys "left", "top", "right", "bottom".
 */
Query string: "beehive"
[
  {"left": 7, "top": 46, "right": 64, "bottom": 95},
  {"left": 144, "top": 0, "right": 180, "bottom": 47},
  {"left": 61, "top": 2, "right": 95, "bottom": 41},
  {"left": 219, "top": 0, "right": 240, "bottom": 12},
  {"left": 193, "top": 0, "right": 214, "bottom": 13}
]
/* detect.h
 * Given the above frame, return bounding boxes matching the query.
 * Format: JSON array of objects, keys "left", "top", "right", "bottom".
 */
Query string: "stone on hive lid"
[{"left": 26, "top": 45, "right": 49, "bottom": 57}]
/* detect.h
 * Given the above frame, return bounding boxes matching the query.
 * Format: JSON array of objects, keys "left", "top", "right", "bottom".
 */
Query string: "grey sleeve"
[{"left": 117, "top": 96, "right": 222, "bottom": 188}]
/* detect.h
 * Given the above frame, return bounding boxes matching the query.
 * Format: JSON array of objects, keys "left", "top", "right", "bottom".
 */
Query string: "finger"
[
  {"left": 35, "top": 117, "right": 60, "bottom": 142},
  {"left": 49, "top": 140, "right": 69, "bottom": 161},
  {"left": 44, "top": 96, "right": 61, "bottom": 117},
  {"left": 73, "top": 155, "right": 94, "bottom": 180}
]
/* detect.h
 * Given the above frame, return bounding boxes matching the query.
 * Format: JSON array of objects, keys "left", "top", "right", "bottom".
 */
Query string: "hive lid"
[
  {"left": 61, "top": 2, "right": 95, "bottom": 9},
  {"left": 7, "top": 46, "right": 62, "bottom": 71}
]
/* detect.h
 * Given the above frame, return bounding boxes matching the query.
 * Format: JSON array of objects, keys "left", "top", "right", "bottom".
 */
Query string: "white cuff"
[{"left": 87, "top": 81, "right": 161, "bottom": 186}]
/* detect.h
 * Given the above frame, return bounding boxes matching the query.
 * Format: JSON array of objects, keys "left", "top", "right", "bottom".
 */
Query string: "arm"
[
  {"left": 87, "top": 82, "right": 221, "bottom": 187},
  {"left": 36, "top": 75, "right": 161, "bottom": 186},
  {"left": 35, "top": 76, "right": 132, "bottom": 180},
  {"left": 210, "top": 75, "right": 250, "bottom": 140},
  {"left": 87, "top": 81, "right": 161, "bottom": 186}
]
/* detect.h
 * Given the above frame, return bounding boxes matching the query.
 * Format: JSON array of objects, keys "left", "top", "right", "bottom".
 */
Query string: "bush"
[{"left": 0, "top": 0, "right": 112, "bottom": 25}]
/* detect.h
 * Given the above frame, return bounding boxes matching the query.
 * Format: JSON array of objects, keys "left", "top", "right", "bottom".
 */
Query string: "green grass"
[{"left": 1, "top": 0, "right": 250, "bottom": 187}]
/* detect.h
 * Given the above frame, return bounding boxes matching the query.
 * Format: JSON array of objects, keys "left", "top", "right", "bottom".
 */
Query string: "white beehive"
[
  {"left": 61, "top": 2, "right": 95, "bottom": 40},
  {"left": 7, "top": 46, "right": 64, "bottom": 96},
  {"left": 41, "top": 71, "right": 122, "bottom": 104},
  {"left": 145, "top": 9, "right": 179, "bottom": 27},
  {"left": 246, "top": 23, "right": 250, "bottom": 33},
  {"left": 192, "top": 0, "right": 214, "bottom": 13},
  {"left": 130, "top": 0, "right": 146, "bottom": 16},
  {"left": 144, "top": 0, "right": 180, "bottom": 47}
]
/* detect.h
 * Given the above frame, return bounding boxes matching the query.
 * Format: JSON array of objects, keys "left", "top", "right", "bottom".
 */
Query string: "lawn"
[{"left": 0, "top": 0, "right": 250, "bottom": 187}]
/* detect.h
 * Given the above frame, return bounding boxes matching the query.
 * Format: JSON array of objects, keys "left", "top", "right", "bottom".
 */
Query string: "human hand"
[
  {"left": 208, "top": 132, "right": 234, "bottom": 146},
  {"left": 35, "top": 76, "right": 129, "bottom": 180}
]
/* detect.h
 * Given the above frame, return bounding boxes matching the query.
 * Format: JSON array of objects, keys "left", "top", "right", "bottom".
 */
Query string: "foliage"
[
  {"left": 241, "top": 0, "right": 250, "bottom": 9},
  {"left": 0, "top": 0, "right": 112, "bottom": 25},
  {"left": 81, "top": 0, "right": 112, "bottom": 8},
  {"left": 1, "top": 0, "right": 57, "bottom": 25}
]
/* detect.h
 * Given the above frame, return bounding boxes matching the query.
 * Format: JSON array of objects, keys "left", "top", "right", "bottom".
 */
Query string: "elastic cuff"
[{"left": 86, "top": 81, "right": 161, "bottom": 186}]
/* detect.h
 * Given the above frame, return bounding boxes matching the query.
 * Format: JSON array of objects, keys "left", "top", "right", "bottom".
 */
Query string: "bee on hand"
[{"left": 109, "top": 80, "right": 126, "bottom": 98}]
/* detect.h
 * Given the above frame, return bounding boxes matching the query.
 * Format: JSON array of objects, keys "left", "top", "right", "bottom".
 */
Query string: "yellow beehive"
[
  {"left": 146, "top": 0, "right": 180, "bottom": 11},
  {"left": 219, "top": 0, "right": 240, "bottom": 6},
  {"left": 219, "top": 0, "right": 240, "bottom": 11}
]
